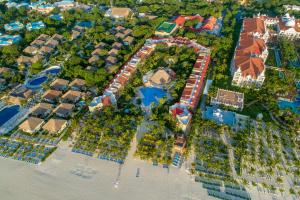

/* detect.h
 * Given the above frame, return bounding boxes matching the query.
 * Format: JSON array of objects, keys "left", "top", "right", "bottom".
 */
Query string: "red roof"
[
  {"left": 242, "top": 17, "right": 266, "bottom": 34},
  {"left": 172, "top": 107, "right": 184, "bottom": 117},
  {"left": 102, "top": 96, "right": 111, "bottom": 106},
  {"left": 174, "top": 16, "right": 186, "bottom": 26}
]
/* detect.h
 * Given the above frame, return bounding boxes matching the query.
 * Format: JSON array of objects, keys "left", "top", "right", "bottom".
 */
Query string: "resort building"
[
  {"left": 30, "top": 103, "right": 53, "bottom": 118},
  {"left": 69, "top": 78, "right": 86, "bottom": 91},
  {"left": 23, "top": 46, "right": 39, "bottom": 55},
  {"left": 9, "top": 85, "right": 33, "bottom": 105},
  {"left": 123, "top": 36, "right": 134, "bottom": 45},
  {"left": 42, "top": 89, "right": 62, "bottom": 103},
  {"left": 169, "top": 103, "right": 192, "bottom": 132},
  {"left": 105, "top": 7, "right": 133, "bottom": 18},
  {"left": 89, "top": 92, "right": 117, "bottom": 112},
  {"left": 54, "top": 0, "right": 76, "bottom": 10},
  {"left": 51, "top": 79, "right": 70, "bottom": 91},
  {"left": 42, "top": 118, "right": 68, "bottom": 135},
  {"left": 19, "top": 117, "right": 44, "bottom": 134},
  {"left": 4, "top": 21, "right": 24, "bottom": 31},
  {"left": 155, "top": 22, "right": 178, "bottom": 37},
  {"left": 61, "top": 90, "right": 83, "bottom": 104},
  {"left": 53, "top": 103, "right": 74, "bottom": 118},
  {"left": 277, "top": 13, "right": 300, "bottom": 39},
  {"left": 203, "top": 106, "right": 249, "bottom": 130},
  {"left": 143, "top": 68, "right": 175, "bottom": 88},
  {"left": 31, "top": 4, "right": 55, "bottom": 14},
  {"left": 211, "top": 89, "right": 244, "bottom": 110},
  {"left": 231, "top": 16, "right": 268, "bottom": 88},
  {"left": 26, "top": 21, "right": 46, "bottom": 31}
]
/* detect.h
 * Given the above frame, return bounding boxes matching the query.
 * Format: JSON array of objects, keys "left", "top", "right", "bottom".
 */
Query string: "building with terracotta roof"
[
  {"left": 19, "top": 117, "right": 44, "bottom": 134},
  {"left": 50, "top": 78, "right": 69, "bottom": 91},
  {"left": 143, "top": 68, "right": 175, "bottom": 88},
  {"left": 174, "top": 16, "right": 186, "bottom": 27},
  {"left": 61, "top": 90, "right": 82, "bottom": 103},
  {"left": 169, "top": 103, "right": 192, "bottom": 132},
  {"left": 30, "top": 103, "right": 53, "bottom": 118},
  {"left": 53, "top": 103, "right": 74, "bottom": 118},
  {"left": 69, "top": 78, "right": 86, "bottom": 91},
  {"left": 231, "top": 16, "right": 269, "bottom": 87},
  {"left": 42, "top": 89, "right": 62, "bottom": 103},
  {"left": 42, "top": 118, "right": 68, "bottom": 135},
  {"left": 211, "top": 89, "right": 244, "bottom": 110}
]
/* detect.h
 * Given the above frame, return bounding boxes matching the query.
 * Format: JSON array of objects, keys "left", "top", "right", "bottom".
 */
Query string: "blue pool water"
[
  {"left": 139, "top": 87, "right": 167, "bottom": 107},
  {"left": 44, "top": 68, "right": 60, "bottom": 75},
  {"left": 27, "top": 76, "right": 48, "bottom": 88},
  {"left": 50, "top": 14, "right": 63, "bottom": 21},
  {"left": 203, "top": 106, "right": 236, "bottom": 126},
  {"left": 278, "top": 100, "right": 300, "bottom": 114},
  {"left": 76, "top": 21, "right": 93, "bottom": 28},
  {"left": 0, "top": 105, "right": 20, "bottom": 126}
]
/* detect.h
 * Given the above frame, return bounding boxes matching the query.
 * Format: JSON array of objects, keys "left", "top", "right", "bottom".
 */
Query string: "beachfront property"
[
  {"left": 50, "top": 78, "right": 70, "bottom": 91},
  {"left": 171, "top": 136, "right": 186, "bottom": 167},
  {"left": 53, "top": 103, "right": 75, "bottom": 118},
  {"left": 89, "top": 40, "right": 156, "bottom": 112},
  {"left": 155, "top": 22, "right": 178, "bottom": 37},
  {"left": 203, "top": 106, "right": 249, "bottom": 129},
  {"left": 231, "top": 16, "right": 269, "bottom": 88},
  {"left": 26, "top": 21, "right": 46, "bottom": 31},
  {"left": 4, "top": 21, "right": 24, "bottom": 31},
  {"left": 105, "top": 7, "right": 133, "bottom": 18},
  {"left": 211, "top": 89, "right": 244, "bottom": 110},
  {"left": 143, "top": 68, "right": 175, "bottom": 88},
  {"left": 18, "top": 117, "right": 45, "bottom": 134},
  {"left": 0, "top": 35, "right": 21, "bottom": 46},
  {"left": 42, "top": 118, "right": 68, "bottom": 135},
  {"left": 169, "top": 103, "right": 192, "bottom": 132},
  {"left": 30, "top": 103, "right": 54, "bottom": 118}
]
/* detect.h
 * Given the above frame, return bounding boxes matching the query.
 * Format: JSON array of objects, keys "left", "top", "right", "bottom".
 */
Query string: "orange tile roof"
[
  {"left": 174, "top": 16, "right": 186, "bottom": 26},
  {"left": 234, "top": 56, "right": 264, "bottom": 79},
  {"left": 242, "top": 17, "right": 266, "bottom": 34}
]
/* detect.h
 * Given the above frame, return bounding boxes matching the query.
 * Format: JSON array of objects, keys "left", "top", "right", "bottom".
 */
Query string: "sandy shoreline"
[{"left": 0, "top": 142, "right": 215, "bottom": 200}]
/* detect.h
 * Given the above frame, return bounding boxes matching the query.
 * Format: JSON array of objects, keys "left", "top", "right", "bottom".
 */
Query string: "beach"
[{"left": 0, "top": 141, "right": 214, "bottom": 200}]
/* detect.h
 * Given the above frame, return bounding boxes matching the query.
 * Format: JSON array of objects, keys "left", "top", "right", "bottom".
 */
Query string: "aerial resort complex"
[{"left": 0, "top": 0, "right": 299, "bottom": 200}]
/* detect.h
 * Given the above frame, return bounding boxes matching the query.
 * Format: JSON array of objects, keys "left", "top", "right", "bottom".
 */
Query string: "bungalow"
[
  {"left": 9, "top": 85, "right": 33, "bottom": 104},
  {"left": 69, "top": 78, "right": 86, "bottom": 91},
  {"left": 108, "top": 48, "right": 119, "bottom": 57},
  {"left": 123, "top": 36, "right": 134, "bottom": 45},
  {"left": 211, "top": 89, "right": 244, "bottom": 110},
  {"left": 30, "top": 39, "right": 46, "bottom": 48},
  {"left": 30, "top": 103, "right": 53, "bottom": 118},
  {"left": 88, "top": 55, "right": 99, "bottom": 64},
  {"left": 53, "top": 103, "right": 74, "bottom": 118},
  {"left": 0, "top": 67, "right": 14, "bottom": 77},
  {"left": 91, "top": 49, "right": 103, "bottom": 56},
  {"left": 42, "top": 118, "right": 68, "bottom": 135},
  {"left": 115, "top": 25, "right": 126, "bottom": 32},
  {"left": 16, "top": 55, "right": 32, "bottom": 66},
  {"left": 39, "top": 45, "right": 54, "bottom": 55},
  {"left": 123, "top": 29, "right": 132, "bottom": 36},
  {"left": 42, "top": 89, "right": 62, "bottom": 103},
  {"left": 45, "top": 38, "right": 59, "bottom": 48},
  {"left": 50, "top": 78, "right": 70, "bottom": 91},
  {"left": 23, "top": 46, "right": 39, "bottom": 55},
  {"left": 19, "top": 117, "right": 44, "bottom": 134},
  {"left": 112, "top": 42, "right": 123, "bottom": 49},
  {"left": 61, "top": 90, "right": 82, "bottom": 103},
  {"left": 51, "top": 34, "right": 64, "bottom": 42},
  {"left": 115, "top": 32, "right": 126, "bottom": 39},
  {"left": 36, "top": 34, "right": 50, "bottom": 42},
  {"left": 106, "top": 56, "right": 118, "bottom": 65},
  {"left": 95, "top": 42, "right": 106, "bottom": 49},
  {"left": 31, "top": 54, "right": 45, "bottom": 64}
]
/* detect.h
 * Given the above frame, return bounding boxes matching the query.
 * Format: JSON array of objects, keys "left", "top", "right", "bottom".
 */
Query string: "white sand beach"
[{"left": 0, "top": 141, "right": 215, "bottom": 200}]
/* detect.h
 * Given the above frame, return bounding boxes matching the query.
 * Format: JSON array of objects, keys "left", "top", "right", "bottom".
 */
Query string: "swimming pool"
[
  {"left": 0, "top": 105, "right": 20, "bottom": 126},
  {"left": 44, "top": 66, "right": 61, "bottom": 75},
  {"left": 278, "top": 100, "right": 300, "bottom": 114},
  {"left": 76, "top": 21, "right": 93, "bottom": 28},
  {"left": 139, "top": 87, "right": 167, "bottom": 107},
  {"left": 27, "top": 76, "right": 48, "bottom": 88}
]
